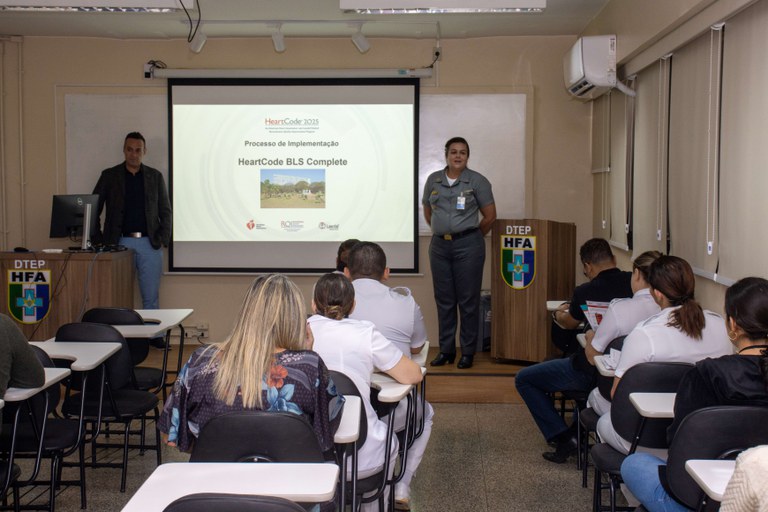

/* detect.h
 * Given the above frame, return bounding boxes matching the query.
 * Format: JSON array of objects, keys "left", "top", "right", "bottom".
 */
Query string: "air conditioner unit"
[{"left": 564, "top": 35, "right": 616, "bottom": 100}]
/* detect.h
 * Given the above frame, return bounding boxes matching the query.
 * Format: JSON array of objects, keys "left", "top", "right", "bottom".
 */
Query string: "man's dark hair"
[
  {"left": 579, "top": 238, "right": 614, "bottom": 265},
  {"left": 335, "top": 238, "right": 360, "bottom": 272},
  {"left": 347, "top": 242, "right": 386, "bottom": 280},
  {"left": 125, "top": 131, "right": 146, "bottom": 147}
]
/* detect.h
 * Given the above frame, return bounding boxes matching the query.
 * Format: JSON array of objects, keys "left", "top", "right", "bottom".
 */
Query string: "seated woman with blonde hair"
[{"left": 159, "top": 274, "right": 344, "bottom": 458}]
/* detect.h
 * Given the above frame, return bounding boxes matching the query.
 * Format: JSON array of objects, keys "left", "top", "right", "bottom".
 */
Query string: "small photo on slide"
[{"left": 259, "top": 168, "right": 326, "bottom": 209}]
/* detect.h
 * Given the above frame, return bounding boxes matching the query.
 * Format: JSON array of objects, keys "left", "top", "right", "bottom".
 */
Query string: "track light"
[
  {"left": 188, "top": 29, "right": 207, "bottom": 53},
  {"left": 271, "top": 24, "right": 286, "bottom": 53},
  {"left": 351, "top": 24, "right": 370, "bottom": 53}
]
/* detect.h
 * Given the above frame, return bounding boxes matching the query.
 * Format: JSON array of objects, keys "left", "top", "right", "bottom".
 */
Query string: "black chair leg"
[
  {"left": 121, "top": 422, "right": 130, "bottom": 492},
  {"left": 79, "top": 442, "right": 87, "bottom": 509}
]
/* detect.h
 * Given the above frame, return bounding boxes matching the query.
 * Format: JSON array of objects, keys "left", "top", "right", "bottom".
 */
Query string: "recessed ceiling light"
[
  {"left": 0, "top": 0, "right": 184, "bottom": 12},
  {"left": 340, "top": 0, "right": 544, "bottom": 13}
]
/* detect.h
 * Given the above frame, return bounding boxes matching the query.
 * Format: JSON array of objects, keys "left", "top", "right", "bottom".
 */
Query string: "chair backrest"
[
  {"left": 55, "top": 322, "right": 134, "bottom": 391},
  {"left": 81, "top": 307, "right": 148, "bottom": 366},
  {"left": 611, "top": 361, "right": 693, "bottom": 450},
  {"left": 81, "top": 307, "right": 144, "bottom": 326},
  {"left": 597, "top": 336, "right": 626, "bottom": 401},
  {"left": 328, "top": 370, "right": 368, "bottom": 447},
  {"left": 666, "top": 405, "right": 768, "bottom": 509},
  {"left": 162, "top": 493, "right": 306, "bottom": 512},
  {"left": 189, "top": 411, "right": 326, "bottom": 463}
]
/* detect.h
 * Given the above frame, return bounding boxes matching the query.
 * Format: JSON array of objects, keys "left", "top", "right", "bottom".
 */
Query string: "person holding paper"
[
  {"left": 584, "top": 250, "right": 663, "bottom": 415},
  {"left": 422, "top": 137, "right": 496, "bottom": 370},
  {"left": 515, "top": 238, "right": 632, "bottom": 463}
]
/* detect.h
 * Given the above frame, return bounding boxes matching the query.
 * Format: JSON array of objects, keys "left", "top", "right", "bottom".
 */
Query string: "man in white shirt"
[{"left": 346, "top": 242, "right": 433, "bottom": 511}]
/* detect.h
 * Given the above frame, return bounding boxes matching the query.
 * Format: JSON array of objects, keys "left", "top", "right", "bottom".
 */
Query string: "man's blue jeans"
[
  {"left": 515, "top": 357, "right": 595, "bottom": 441},
  {"left": 621, "top": 453, "right": 691, "bottom": 512},
  {"left": 120, "top": 236, "right": 163, "bottom": 309}
]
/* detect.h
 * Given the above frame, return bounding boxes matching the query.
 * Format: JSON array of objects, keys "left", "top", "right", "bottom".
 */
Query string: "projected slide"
[
  {"left": 173, "top": 103, "right": 412, "bottom": 242},
  {"left": 168, "top": 79, "right": 418, "bottom": 273}
]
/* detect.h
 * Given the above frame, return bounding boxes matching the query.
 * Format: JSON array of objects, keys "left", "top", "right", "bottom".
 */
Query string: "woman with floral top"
[{"left": 159, "top": 273, "right": 345, "bottom": 459}]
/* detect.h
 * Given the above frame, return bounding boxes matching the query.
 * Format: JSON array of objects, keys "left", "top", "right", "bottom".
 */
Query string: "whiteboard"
[
  {"left": 64, "top": 92, "right": 526, "bottom": 231},
  {"left": 65, "top": 94, "right": 168, "bottom": 195},
  {"left": 418, "top": 93, "right": 526, "bottom": 233}
]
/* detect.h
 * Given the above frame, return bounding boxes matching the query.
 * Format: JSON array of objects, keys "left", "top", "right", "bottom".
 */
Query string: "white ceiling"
[{"left": 0, "top": 0, "right": 609, "bottom": 40}]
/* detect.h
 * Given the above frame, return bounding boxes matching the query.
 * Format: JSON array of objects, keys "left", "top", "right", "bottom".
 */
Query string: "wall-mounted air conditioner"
[{"left": 564, "top": 35, "right": 622, "bottom": 100}]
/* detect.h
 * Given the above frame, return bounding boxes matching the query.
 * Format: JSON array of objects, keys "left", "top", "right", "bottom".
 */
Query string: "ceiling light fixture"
[
  {"left": 188, "top": 28, "right": 206, "bottom": 53},
  {"left": 0, "top": 0, "right": 183, "bottom": 11},
  {"left": 351, "top": 24, "right": 370, "bottom": 53},
  {"left": 340, "top": 0, "right": 544, "bottom": 14},
  {"left": 271, "top": 24, "right": 286, "bottom": 53}
]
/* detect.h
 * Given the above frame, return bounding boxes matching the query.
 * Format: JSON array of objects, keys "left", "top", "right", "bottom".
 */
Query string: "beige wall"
[
  {"left": 1, "top": 34, "right": 593, "bottom": 343},
  {"left": 584, "top": 0, "right": 766, "bottom": 316}
]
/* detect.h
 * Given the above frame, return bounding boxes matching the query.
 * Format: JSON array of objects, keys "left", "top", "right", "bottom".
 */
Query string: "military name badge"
[
  {"left": 501, "top": 235, "right": 536, "bottom": 289},
  {"left": 8, "top": 269, "right": 51, "bottom": 324}
]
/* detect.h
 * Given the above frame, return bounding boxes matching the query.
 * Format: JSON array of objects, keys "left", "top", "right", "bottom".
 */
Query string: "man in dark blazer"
[{"left": 93, "top": 132, "right": 172, "bottom": 324}]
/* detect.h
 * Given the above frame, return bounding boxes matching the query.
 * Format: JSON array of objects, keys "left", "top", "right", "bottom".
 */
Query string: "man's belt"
[
  {"left": 124, "top": 232, "right": 144, "bottom": 238},
  {"left": 437, "top": 227, "right": 479, "bottom": 241}
]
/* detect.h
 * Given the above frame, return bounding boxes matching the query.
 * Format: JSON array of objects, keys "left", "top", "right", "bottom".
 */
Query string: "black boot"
[{"left": 542, "top": 431, "right": 577, "bottom": 463}]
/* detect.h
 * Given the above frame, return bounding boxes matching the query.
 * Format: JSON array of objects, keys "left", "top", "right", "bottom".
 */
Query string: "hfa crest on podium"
[
  {"left": 500, "top": 235, "right": 536, "bottom": 289},
  {"left": 7, "top": 269, "right": 51, "bottom": 324}
]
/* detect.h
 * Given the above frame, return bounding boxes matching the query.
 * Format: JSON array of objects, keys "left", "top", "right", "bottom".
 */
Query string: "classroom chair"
[
  {"left": 590, "top": 362, "right": 692, "bottom": 512},
  {"left": 163, "top": 493, "right": 307, "bottom": 512},
  {"left": 55, "top": 322, "right": 161, "bottom": 493},
  {"left": 665, "top": 405, "right": 768, "bottom": 511}
]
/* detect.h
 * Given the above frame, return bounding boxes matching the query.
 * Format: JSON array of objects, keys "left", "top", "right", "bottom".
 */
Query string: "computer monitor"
[{"left": 49, "top": 194, "right": 100, "bottom": 249}]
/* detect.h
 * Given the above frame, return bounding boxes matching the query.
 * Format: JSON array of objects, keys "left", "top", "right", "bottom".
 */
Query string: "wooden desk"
[
  {"left": 121, "top": 462, "right": 340, "bottom": 511},
  {"left": 31, "top": 341, "right": 121, "bottom": 372},
  {"left": 629, "top": 392, "right": 676, "bottom": 419},
  {"left": 0, "top": 250, "right": 134, "bottom": 340},
  {"left": 685, "top": 459, "right": 735, "bottom": 502}
]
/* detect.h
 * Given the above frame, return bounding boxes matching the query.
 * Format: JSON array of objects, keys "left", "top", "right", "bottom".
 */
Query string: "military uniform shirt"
[{"left": 422, "top": 167, "right": 494, "bottom": 236}]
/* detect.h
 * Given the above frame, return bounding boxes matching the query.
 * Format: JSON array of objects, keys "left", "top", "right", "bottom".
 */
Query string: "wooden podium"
[
  {"left": 1, "top": 250, "right": 134, "bottom": 340},
  {"left": 491, "top": 219, "right": 576, "bottom": 362}
]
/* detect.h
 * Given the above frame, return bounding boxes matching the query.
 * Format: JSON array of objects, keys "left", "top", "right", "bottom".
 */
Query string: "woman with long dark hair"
[{"left": 596, "top": 256, "right": 732, "bottom": 454}]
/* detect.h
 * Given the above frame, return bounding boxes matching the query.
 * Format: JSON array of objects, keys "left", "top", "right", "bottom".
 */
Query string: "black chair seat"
[
  {"left": 589, "top": 443, "right": 626, "bottom": 476},
  {"left": 63, "top": 390, "right": 159, "bottom": 420},
  {"left": 134, "top": 366, "right": 164, "bottom": 391},
  {"left": 580, "top": 407, "right": 599, "bottom": 430},
  {"left": 7, "top": 419, "right": 80, "bottom": 454}
]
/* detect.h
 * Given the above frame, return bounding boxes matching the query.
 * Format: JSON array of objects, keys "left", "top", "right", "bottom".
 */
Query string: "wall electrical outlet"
[{"left": 433, "top": 47, "right": 443, "bottom": 61}]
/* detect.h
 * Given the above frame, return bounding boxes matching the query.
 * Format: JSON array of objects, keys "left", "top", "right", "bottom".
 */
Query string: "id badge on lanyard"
[{"left": 456, "top": 193, "right": 466, "bottom": 210}]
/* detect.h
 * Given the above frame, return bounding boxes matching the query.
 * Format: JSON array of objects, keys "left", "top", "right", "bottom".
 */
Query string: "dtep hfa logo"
[
  {"left": 7, "top": 269, "right": 51, "bottom": 324},
  {"left": 500, "top": 236, "right": 536, "bottom": 289}
]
